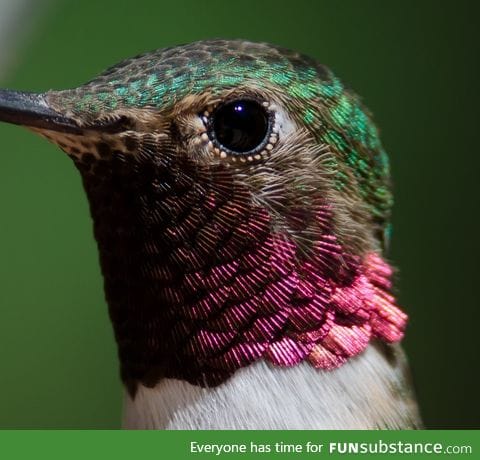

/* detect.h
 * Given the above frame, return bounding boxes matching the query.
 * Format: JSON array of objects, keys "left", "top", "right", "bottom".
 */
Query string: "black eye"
[{"left": 209, "top": 100, "right": 271, "bottom": 155}]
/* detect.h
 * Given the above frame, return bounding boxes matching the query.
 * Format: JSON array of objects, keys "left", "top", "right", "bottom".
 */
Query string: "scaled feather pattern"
[{"left": 41, "top": 40, "right": 407, "bottom": 392}]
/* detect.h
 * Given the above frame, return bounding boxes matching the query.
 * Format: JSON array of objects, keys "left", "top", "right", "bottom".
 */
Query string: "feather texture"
[{"left": 123, "top": 343, "right": 421, "bottom": 429}]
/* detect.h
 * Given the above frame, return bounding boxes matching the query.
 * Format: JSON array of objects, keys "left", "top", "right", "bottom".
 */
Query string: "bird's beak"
[{"left": 0, "top": 89, "right": 81, "bottom": 134}]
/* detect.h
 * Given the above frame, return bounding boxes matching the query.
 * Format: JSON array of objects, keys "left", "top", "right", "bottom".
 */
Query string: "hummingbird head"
[{"left": 0, "top": 40, "right": 405, "bottom": 393}]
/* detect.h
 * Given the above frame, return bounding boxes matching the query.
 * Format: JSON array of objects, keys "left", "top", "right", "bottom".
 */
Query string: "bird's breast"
[{"left": 123, "top": 343, "right": 421, "bottom": 429}]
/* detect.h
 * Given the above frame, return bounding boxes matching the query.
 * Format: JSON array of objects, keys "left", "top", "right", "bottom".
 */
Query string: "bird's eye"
[{"left": 208, "top": 99, "right": 272, "bottom": 157}]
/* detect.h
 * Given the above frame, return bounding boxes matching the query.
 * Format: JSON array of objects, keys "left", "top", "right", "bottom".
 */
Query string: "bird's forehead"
[{"left": 48, "top": 40, "right": 337, "bottom": 118}]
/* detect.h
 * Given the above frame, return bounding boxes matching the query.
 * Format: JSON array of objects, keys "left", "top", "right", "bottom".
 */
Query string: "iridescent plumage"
[
  {"left": 0, "top": 41, "right": 418, "bottom": 429},
  {"left": 37, "top": 40, "right": 405, "bottom": 392}
]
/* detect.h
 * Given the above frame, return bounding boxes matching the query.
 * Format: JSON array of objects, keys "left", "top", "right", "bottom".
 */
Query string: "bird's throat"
[{"left": 73, "top": 143, "right": 407, "bottom": 396}]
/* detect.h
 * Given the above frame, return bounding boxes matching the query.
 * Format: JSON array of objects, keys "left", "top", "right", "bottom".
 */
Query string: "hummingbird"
[{"left": 0, "top": 40, "right": 421, "bottom": 429}]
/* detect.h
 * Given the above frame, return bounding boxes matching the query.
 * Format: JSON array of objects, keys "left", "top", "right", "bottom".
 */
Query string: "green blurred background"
[{"left": 0, "top": 0, "right": 478, "bottom": 428}]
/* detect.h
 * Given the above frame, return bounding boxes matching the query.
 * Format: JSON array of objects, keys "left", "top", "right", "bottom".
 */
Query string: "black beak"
[{"left": 0, "top": 89, "right": 81, "bottom": 134}]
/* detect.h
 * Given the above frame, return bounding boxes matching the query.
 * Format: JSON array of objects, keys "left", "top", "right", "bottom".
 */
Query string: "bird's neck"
[
  {"left": 122, "top": 343, "right": 421, "bottom": 429},
  {"left": 80, "top": 164, "right": 277, "bottom": 392},
  {"left": 77, "top": 159, "right": 407, "bottom": 398}
]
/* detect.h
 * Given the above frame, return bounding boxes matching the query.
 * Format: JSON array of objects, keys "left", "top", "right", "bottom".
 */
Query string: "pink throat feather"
[
  {"left": 182, "top": 213, "right": 406, "bottom": 375},
  {"left": 94, "top": 189, "right": 407, "bottom": 392}
]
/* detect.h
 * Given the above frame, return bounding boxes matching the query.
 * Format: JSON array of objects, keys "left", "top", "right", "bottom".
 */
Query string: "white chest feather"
[{"left": 123, "top": 344, "right": 421, "bottom": 429}]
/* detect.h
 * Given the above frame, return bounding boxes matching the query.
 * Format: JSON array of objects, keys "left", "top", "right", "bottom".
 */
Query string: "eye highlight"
[{"left": 202, "top": 99, "right": 278, "bottom": 162}]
